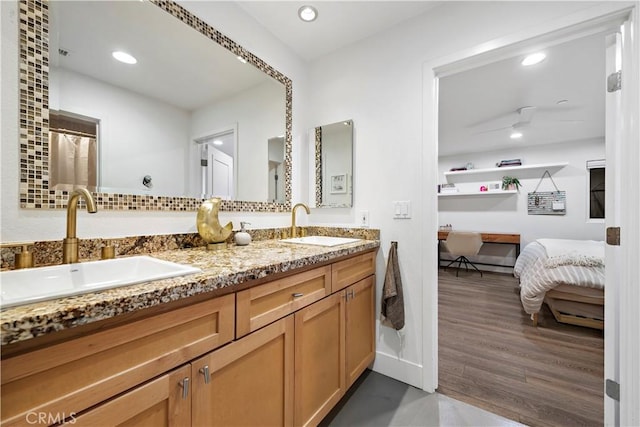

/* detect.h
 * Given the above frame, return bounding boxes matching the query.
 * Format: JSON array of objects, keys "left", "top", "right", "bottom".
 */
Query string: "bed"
[{"left": 514, "top": 238, "right": 605, "bottom": 330}]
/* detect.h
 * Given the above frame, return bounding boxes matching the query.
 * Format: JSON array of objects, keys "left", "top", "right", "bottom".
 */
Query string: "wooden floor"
[{"left": 438, "top": 269, "right": 604, "bottom": 427}]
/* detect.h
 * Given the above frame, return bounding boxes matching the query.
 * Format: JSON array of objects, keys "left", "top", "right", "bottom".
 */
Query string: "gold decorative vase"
[{"left": 197, "top": 197, "right": 233, "bottom": 250}]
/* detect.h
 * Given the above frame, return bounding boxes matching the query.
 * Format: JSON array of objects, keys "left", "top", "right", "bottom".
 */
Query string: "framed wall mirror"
[
  {"left": 19, "top": 0, "right": 292, "bottom": 212},
  {"left": 311, "top": 120, "right": 354, "bottom": 208}
]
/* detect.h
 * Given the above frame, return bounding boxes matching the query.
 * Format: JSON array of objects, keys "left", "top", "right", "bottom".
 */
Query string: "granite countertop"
[{"left": 0, "top": 239, "right": 379, "bottom": 346}]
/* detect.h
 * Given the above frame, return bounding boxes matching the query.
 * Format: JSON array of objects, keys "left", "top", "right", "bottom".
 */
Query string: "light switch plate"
[{"left": 393, "top": 201, "right": 411, "bottom": 219}]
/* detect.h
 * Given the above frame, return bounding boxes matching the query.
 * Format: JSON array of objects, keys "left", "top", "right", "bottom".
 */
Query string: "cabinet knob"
[
  {"left": 199, "top": 365, "right": 211, "bottom": 384},
  {"left": 292, "top": 292, "right": 304, "bottom": 298},
  {"left": 179, "top": 377, "right": 190, "bottom": 399}
]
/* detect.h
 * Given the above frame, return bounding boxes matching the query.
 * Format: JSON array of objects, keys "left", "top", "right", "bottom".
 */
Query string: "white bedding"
[{"left": 514, "top": 239, "right": 605, "bottom": 315}]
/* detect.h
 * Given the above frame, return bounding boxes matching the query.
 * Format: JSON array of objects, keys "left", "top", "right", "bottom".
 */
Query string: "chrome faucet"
[
  {"left": 62, "top": 188, "right": 98, "bottom": 264},
  {"left": 290, "top": 203, "right": 310, "bottom": 238}
]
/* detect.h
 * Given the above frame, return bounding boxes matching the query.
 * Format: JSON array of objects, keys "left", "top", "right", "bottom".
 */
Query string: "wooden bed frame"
[{"left": 531, "top": 289, "right": 604, "bottom": 330}]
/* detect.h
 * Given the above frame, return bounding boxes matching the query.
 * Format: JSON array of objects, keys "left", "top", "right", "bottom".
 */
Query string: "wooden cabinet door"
[
  {"left": 192, "top": 316, "right": 294, "bottom": 427},
  {"left": 345, "top": 276, "right": 376, "bottom": 388},
  {"left": 294, "top": 292, "right": 346, "bottom": 427},
  {"left": 69, "top": 365, "right": 191, "bottom": 426}
]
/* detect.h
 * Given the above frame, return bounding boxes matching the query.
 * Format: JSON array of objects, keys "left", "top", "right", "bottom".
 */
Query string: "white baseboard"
[{"left": 371, "top": 350, "right": 424, "bottom": 390}]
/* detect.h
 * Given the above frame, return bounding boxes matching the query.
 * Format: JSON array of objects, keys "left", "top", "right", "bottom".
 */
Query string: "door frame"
[
  {"left": 193, "top": 123, "right": 238, "bottom": 198},
  {"left": 421, "top": 3, "right": 639, "bottom": 424}
]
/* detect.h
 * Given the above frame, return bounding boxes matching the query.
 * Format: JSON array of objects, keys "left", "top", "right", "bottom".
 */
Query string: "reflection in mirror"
[
  {"left": 268, "top": 136, "right": 286, "bottom": 203},
  {"left": 49, "top": 0, "right": 284, "bottom": 200},
  {"left": 195, "top": 127, "right": 237, "bottom": 200},
  {"left": 312, "top": 120, "right": 354, "bottom": 208},
  {"left": 19, "top": 0, "right": 292, "bottom": 212},
  {"left": 49, "top": 111, "right": 99, "bottom": 192}
]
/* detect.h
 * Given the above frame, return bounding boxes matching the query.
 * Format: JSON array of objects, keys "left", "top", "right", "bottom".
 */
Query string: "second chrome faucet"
[{"left": 63, "top": 188, "right": 97, "bottom": 264}]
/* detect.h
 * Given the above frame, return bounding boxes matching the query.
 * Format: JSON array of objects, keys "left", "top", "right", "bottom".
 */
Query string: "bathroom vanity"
[{"left": 0, "top": 238, "right": 378, "bottom": 426}]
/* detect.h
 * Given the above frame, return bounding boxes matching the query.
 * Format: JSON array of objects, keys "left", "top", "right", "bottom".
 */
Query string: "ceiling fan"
[
  {"left": 472, "top": 106, "right": 537, "bottom": 136},
  {"left": 472, "top": 105, "right": 584, "bottom": 137}
]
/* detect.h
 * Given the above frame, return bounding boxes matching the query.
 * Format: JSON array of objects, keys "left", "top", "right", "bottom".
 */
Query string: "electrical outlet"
[{"left": 359, "top": 210, "right": 370, "bottom": 227}]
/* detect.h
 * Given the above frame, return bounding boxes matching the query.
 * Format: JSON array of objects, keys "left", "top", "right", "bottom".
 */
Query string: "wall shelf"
[
  {"left": 438, "top": 190, "right": 518, "bottom": 197},
  {"left": 443, "top": 162, "right": 568, "bottom": 178}
]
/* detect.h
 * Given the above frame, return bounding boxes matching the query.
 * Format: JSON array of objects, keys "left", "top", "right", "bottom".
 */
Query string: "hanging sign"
[
  {"left": 527, "top": 191, "right": 566, "bottom": 215},
  {"left": 527, "top": 170, "right": 566, "bottom": 215}
]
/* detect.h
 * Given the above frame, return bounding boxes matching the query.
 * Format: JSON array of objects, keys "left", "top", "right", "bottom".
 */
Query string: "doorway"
[
  {"left": 422, "top": 6, "right": 638, "bottom": 426},
  {"left": 196, "top": 128, "right": 237, "bottom": 199}
]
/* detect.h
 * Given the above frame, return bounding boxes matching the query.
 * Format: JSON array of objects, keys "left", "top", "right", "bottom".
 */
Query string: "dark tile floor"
[{"left": 321, "top": 370, "right": 524, "bottom": 427}]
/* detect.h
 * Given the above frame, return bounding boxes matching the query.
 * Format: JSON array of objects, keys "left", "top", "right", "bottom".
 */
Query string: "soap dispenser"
[{"left": 235, "top": 222, "right": 252, "bottom": 246}]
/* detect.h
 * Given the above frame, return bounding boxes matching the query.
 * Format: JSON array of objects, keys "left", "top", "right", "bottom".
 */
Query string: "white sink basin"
[
  {"left": 0, "top": 256, "right": 201, "bottom": 309},
  {"left": 280, "top": 236, "right": 361, "bottom": 247}
]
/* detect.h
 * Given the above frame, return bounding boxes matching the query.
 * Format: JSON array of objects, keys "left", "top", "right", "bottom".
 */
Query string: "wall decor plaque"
[{"left": 527, "top": 170, "right": 566, "bottom": 215}]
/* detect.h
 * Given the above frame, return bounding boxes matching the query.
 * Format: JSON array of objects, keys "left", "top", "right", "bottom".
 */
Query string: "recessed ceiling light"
[
  {"left": 213, "top": 140, "right": 223, "bottom": 146},
  {"left": 112, "top": 51, "right": 137, "bottom": 65},
  {"left": 556, "top": 99, "right": 569, "bottom": 105},
  {"left": 298, "top": 5, "right": 318, "bottom": 22},
  {"left": 510, "top": 131, "right": 523, "bottom": 139},
  {"left": 521, "top": 52, "right": 546, "bottom": 66}
]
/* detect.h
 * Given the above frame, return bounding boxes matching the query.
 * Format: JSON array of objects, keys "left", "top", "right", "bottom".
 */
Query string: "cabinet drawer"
[
  {"left": 1, "top": 295, "right": 234, "bottom": 427},
  {"left": 331, "top": 250, "right": 376, "bottom": 292},
  {"left": 236, "top": 265, "right": 331, "bottom": 338}
]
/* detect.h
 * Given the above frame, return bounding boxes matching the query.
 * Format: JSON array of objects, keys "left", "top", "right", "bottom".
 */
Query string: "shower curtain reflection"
[{"left": 49, "top": 131, "right": 98, "bottom": 192}]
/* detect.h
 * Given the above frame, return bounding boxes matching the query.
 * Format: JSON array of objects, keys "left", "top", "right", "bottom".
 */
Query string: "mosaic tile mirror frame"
[{"left": 19, "top": 0, "right": 292, "bottom": 212}]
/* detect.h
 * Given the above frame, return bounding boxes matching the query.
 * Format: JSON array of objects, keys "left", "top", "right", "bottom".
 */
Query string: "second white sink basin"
[
  {"left": 280, "top": 236, "right": 361, "bottom": 247},
  {"left": 0, "top": 256, "right": 201, "bottom": 309}
]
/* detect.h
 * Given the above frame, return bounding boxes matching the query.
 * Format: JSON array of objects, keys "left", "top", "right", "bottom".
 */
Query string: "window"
[{"left": 587, "top": 159, "right": 605, "bottom": 219}]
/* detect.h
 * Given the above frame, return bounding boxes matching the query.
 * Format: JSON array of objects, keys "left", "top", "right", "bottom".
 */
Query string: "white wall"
[
  {"left": 439, "top": 139, "right": 605, "bottom": 245},
  {"left": 305, "top": 1, "right": 626, "bottom": 388},
  {"left": 52, "top": 67, "right": 191, "bottom": 196},
  {"left": 438, "top": 139, "right": 605, "bottom": 271},
  {"left": 191, "top": 80, "right": 285, "bottom": 202}
]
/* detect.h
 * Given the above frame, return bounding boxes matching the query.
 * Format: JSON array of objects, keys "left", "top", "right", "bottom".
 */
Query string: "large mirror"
[
  {"left": 19, "top": 0, "right": 292, "bottom": 212},
  {"left": 311, "top": 120, "right": 354, "bottom": 208}
]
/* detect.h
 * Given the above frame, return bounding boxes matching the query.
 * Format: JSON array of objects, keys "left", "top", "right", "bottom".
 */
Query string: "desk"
[{"left": 438, "top": 231, "right": 520, "bottom": 269}]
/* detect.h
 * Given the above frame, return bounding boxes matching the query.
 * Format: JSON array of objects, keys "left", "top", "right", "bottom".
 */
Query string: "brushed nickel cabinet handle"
[
  {"left": 292, "top": 292, "right": 304, "bottom": 298},
  {"left": 199, "top": 366, "right": 210, "bottom": 384},
  {"left": 180, "top": 377, "right": 190, "bottom": 399}
]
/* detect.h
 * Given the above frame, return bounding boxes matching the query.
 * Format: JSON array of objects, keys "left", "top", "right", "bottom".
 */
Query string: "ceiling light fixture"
[
  {"left": 112, "top": 51, "right": 137, "bottom": 65},
  {"left": 521, "top": 52, "right": 546, "bottom": 66},
  {"left": 510, "top": 131, "right": 523, "bottom": 139},
  {"left": 213, "top": 140, "right": 223, "bottom": 146},
  {"left": 236, "top": 56, "right": 247, "bottom": 64},
  {"left": 298, "top": 5, "right": 318, "bottom": 22}
]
